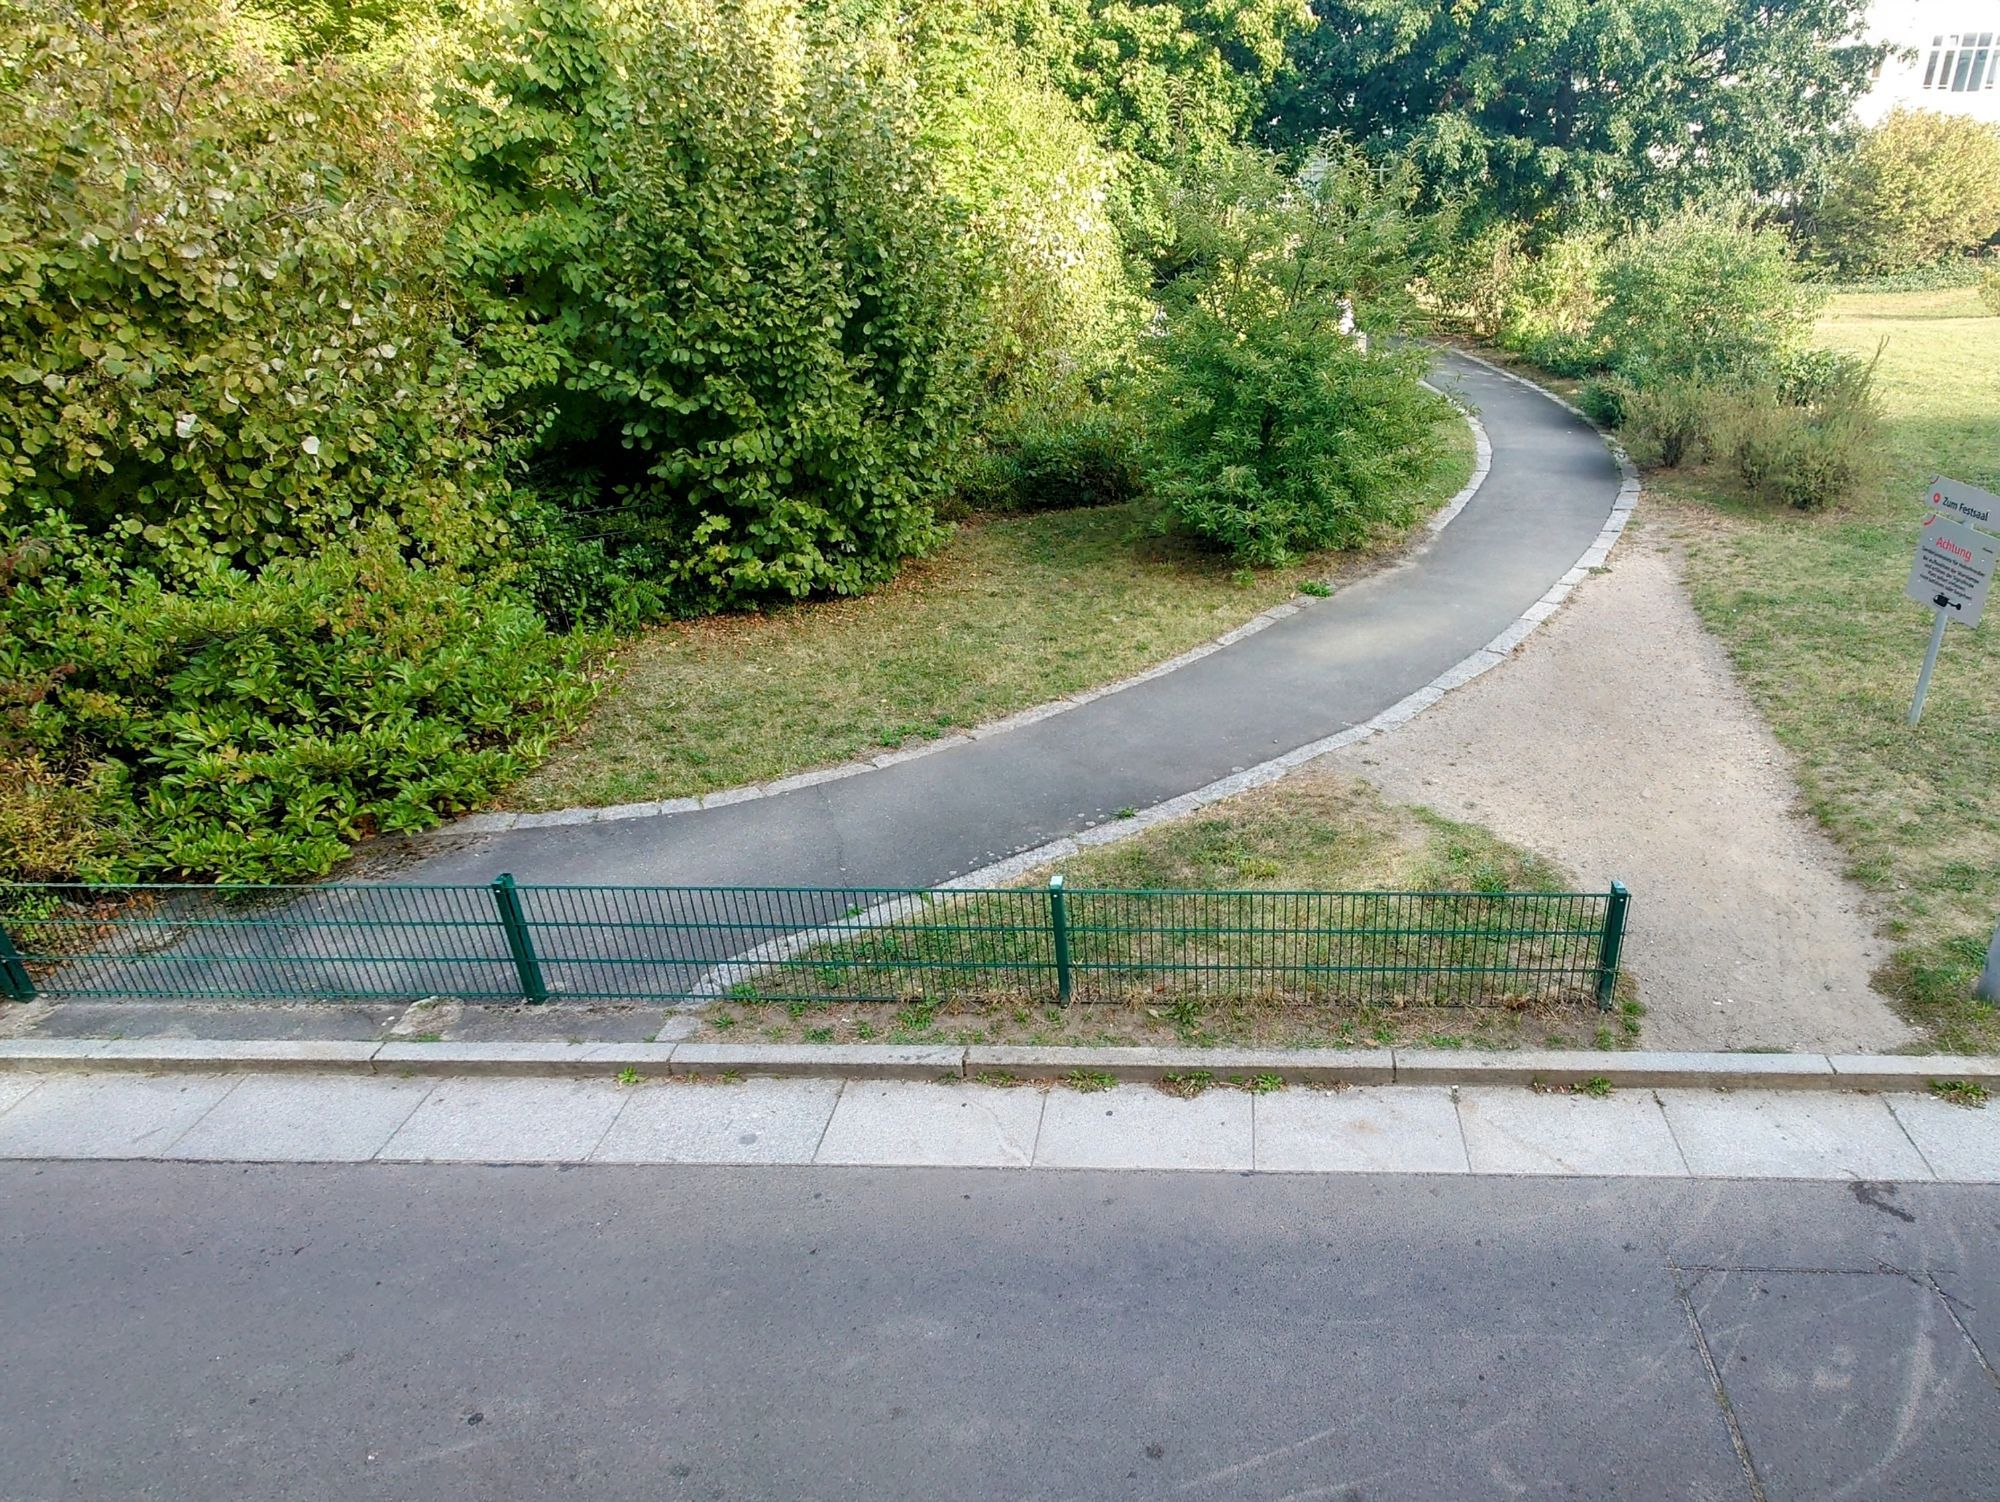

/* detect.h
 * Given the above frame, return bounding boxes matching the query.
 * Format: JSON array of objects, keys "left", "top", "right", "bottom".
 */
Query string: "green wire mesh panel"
[
  {"left": 0, "top": 881, "right": 1620, "bottom": 1008},
  {"left": 0, "top": 884, "right": 521, "bottom": 1002}
]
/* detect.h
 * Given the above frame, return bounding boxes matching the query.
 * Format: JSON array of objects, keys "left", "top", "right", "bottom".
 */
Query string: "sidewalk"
[{"left": 1, "top": 1067, "right": 1993, "bottom": 1179}]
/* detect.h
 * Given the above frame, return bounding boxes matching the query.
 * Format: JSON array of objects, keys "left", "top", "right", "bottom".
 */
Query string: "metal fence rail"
[{"left": 0, "top": 876, "right": 1629, "bottom": 1010}]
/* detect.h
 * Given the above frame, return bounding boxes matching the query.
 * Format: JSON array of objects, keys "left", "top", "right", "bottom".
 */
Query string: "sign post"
[
  {"left": 1980, "top": 917, "right": 2000, "bottom": 1006},
  {"left": 1904, "top": 505, "right": 1997, "bottom": 726}
]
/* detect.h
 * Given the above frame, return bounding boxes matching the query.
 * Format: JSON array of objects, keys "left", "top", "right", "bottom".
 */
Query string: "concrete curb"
[
  {"left": 437, "top": 388, "right": 1495, "bottom": 840},
  {"left": 3, "top": 1037, "right": 1992, "bottom": 1092}
]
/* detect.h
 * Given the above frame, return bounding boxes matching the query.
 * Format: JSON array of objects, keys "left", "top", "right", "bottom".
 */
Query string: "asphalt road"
[{"left": 5, "top": 1165, "right": 1998, "bottom": 1501}]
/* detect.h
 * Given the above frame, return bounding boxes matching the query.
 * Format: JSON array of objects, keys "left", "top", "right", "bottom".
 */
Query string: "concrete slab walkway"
[
  {"left": 4, "top": 1069, "right": 1995, "bottom": 1181},
  {"left": 396, "top": 350, "right": 1625, "bottom": 890}
]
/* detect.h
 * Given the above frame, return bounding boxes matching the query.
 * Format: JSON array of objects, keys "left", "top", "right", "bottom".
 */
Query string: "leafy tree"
[
  {"left": 1001, "top": 0, "right": 1311, "bottom": 165},
  {"left": 1263, "top": 0, "right": 1886, "bottom": 229},
  {"left": 1809, "top": 109, "right": 2000, "bottom": 274}
]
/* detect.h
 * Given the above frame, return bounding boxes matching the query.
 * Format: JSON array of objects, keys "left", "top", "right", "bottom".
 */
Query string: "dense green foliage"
[
  {"left": 1262, "top": 0, "right": 1884, "bottom": 229},
  {"left": 448, "top": 0, "right": 979, "bottom": 611},
  {"left": 3, "top": 532, "right": 596, "bottom": 879},
  {"left": 1457, "top": 210, "right": 1882, "bottom": 514},
  {"left": 1589, "top": 215, "right": 1817, "bottom": 384},
  {"left": 0, "top": 0, "right": 488, "bottom": 574},
  {"left": 1808, "top": 110, "right": 2000, "bottom": 276},
  {"left": 0, "top": 0, "right": 599, "bottom": 881}
]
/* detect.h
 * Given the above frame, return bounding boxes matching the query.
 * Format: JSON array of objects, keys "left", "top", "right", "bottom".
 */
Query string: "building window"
[{"left": 1924, "top": 31, "right": 1998, "bottom": 91}]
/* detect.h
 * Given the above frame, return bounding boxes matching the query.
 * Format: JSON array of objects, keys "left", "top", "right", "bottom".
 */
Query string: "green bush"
[
  {"left": 1576, "top": 376, "right": 1633, "bottom": 430},
  {"left": 447, "top": 0, "right": 978, "bottom": 611},
  {"left": 1981, "top": 266, "right": 2000, "bottom": 316},
  {"left": 1496, "top": 232, "right": 1606, "bottom": 375},
  {"left": 1813, "top": 110, "right": 2000, "bottom": 276},
  {"left": 1591, "top": 213, "right": 1818, "bottom": 384},
  {"left": 0, "top": 754, "right": 104, "bottom": 883},
  {"left": 0, "top": 531, "right": 600, "bottom": 881},
  {"left": 1413, "top": 220, "right": 1525, "bottom": 338},
  {"left": 1715, "top": 357, "right": 1884, "bottom": 512},
  {"left": 0, "top": 0, "right": 495, "bottom": 577},
  {"left": 1145, "top": 147, "right": 1448, "bottom": 562},
  {"left": 959, "top": 405, "right": 1145, "bottom": 512},
  {"left": 1620, "top": 377, "right": 1713, "bottom": 469}
]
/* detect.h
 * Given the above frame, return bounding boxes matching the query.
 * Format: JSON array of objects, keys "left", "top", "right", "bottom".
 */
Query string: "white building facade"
[{"left": 1859, "top": 1, "right": 2000, "bottom": 122}]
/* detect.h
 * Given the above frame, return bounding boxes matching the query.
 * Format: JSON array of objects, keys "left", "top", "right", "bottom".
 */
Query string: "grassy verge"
[
  {"left": 508, "top": 417, "right": 1475, "bottom": 810},
  {"left": 1641, "top": 285, "right": 2000, "bottom": 1051},
  {"left": 697, "top": 770, "right": 1639, "bottom": 1051}
]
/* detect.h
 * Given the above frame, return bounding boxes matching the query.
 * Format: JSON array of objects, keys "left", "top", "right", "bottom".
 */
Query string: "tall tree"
[{"left": 1262, "top": 0, "right": 1885, "bottom": 228}]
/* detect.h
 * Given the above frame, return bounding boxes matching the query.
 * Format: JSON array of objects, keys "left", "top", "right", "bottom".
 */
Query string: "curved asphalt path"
[{"left": 406, "top": 352, "right": 1621, "bottom": 892}]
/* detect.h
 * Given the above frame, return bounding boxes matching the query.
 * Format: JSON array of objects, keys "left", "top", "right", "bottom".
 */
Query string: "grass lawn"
[
  {"left": 1658, "top": 283, "right": 2000, "bottom": 1051},
  {"left": 697, "top": 769, "right": 1639, "bottom": 1052},
  {"left": 509, "top": 415, "right": 1475, "bottom": 810}
]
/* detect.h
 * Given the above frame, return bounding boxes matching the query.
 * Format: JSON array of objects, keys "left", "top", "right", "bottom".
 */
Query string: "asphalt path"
[{"left": 400, "top": 350, "right": 1621, "bottom": 891}]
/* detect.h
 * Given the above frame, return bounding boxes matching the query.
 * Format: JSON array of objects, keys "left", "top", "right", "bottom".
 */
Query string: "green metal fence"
[{"left": 0, "top": 876, "right": 1629, "bottom": 1010}]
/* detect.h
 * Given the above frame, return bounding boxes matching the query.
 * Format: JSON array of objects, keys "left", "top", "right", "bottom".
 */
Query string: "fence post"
[
  {"left": 1048, "top": 874, "right": 1073, "bottom": 1005},
  {"left": 0, "top": 919, "right": 33, "bottom": 1003},
  {"left": 1594, "top": 880, "right": 1629, "bottom": 1011},
  {"left": 490, "top": 873, "right": 549, "bottom": 1004}
]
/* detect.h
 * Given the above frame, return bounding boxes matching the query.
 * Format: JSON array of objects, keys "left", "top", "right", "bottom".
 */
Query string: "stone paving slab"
[
  {"left": 1885, "top": 1094, "right": 2000, "bottom": 1183},
  {"left": 593, "top": 1077, "right": 841, "bottom": 1165},
  {"left": 0, "top": 1074, "right": 238, "bottom": 1159},
  {"left": 1035, "top": 1085, "right": 1252, "bottom": 1171},
  {"left": 1660, "top": 1089, "right": 1934, "bottom": 1180},
  {"left": 816, "top": 1082, "right": 1043, "bottom": 1168},
  {"left": 1253, "top": 1085, "right": 1467, "bottom": 1174},
  {"left": 1456, "top": 1087, "right": 1689, "bottom": 1177},
  {"left": 165, "top": 1075, "right": 435, "bottom": 1163},
  {"left": 0, "top": 1076, "right": 42, "bottom": 1118},
  {"left": 377, "top": 1078, "right": 628, "bottom": 1163}
]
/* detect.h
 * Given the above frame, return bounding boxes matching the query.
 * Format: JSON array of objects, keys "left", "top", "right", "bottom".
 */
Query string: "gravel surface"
[{"left": 1332, "top": 521, "right": 1913, "bottom": 1053}]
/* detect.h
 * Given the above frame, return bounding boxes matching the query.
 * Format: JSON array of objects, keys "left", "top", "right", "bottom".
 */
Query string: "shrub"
[
  {"left": 1414, "top": 220, "right": 1526, "bottom": 338},
  {"left": 1981, "top": 266, "right": 2000, "bottom": 316},
  {"left": 447, "top": 0, "right": 978, "bottom": 612},
  {"left": 959, "top": 405, "right": 1145, "bottom": 512},
  {"left": 1145, "top": 149, "right": 1447, "bottom": 562},
  {"left": 0, "top": 0, "right": 495, "bottom": 577},
  {"left": 1620, "top": 378, "right": 1713, "bottom": 469},
  {"left": 1496, "top": 232, "right": 1606, "bottom": 375},
  {"left": 903, "top": 10, "right": 1139, "bottom": 406},
  {"left": 0, "top": 531, "right": 600, "bottom": 881},
  {"left": 1813, "top": 110, "right": 2000, "bottom": 276},
  {"left": 1716, "top": 358, "right": 1885, "bottom": 512},
  {"left": 0, "top": 755, "right": 105, "bottom": 882},
  {"left": 1576, "top": 376, "right": 1633, "bottom": 430},
  {"left": 1590, "top": 213, "right": 1819, "bottom": 384}
]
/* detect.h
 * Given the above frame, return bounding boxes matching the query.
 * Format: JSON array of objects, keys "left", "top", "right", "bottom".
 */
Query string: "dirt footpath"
[{"left": 1329, "top": 522, "right": 1913, "bottom": 1053}]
